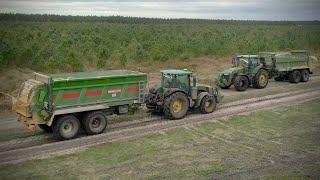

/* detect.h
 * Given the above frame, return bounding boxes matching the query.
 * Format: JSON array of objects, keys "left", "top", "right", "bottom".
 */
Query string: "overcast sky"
[{"left": 0, "top": 0, "right": 319, "bottom": 21}]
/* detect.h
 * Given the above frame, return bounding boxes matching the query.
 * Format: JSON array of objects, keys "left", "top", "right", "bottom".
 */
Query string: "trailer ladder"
[{"left": 138, "top": 81, "right": 145, "bottom": 103}]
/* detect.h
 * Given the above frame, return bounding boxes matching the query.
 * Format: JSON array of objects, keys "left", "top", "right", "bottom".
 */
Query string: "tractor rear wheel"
[
  {"left": 289, "top": 70, "right": 301, "bottom": 83},
  {"left": 163, "top": 92, "right": 189, "bottom": 120},
  {"left": 254, "top": 69, "right": 269, "bottom": 89},
  {"left": 53, "top": 115, "right": 80, "bottom": 140},
  {"left": 82, "top": 111, "right": 107, "bottom": 135},
  {"left": 200, "top": 95, "right": 217, "bottom": 114},
  {"left": 234, "top": 76, "right": 249, "bottom": 91},
  {"left": 300, "top": 69, "right": 309, "bottom": 82}
]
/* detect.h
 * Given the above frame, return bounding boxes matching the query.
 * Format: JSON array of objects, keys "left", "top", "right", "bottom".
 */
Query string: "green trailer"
[
  {"left": 259, "top": 50, "right": 312, "bottom": 83},
  {"left": 13, "top": 70, "right": 147, "bottom": 140}
]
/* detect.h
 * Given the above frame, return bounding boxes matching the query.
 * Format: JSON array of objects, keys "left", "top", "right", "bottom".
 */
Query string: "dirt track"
[
  {"left": 0, "top": 88, "right": 319, "bottom": 166},
  {"left": 1, "top": 75, "right": 320, "bottom": 142}
]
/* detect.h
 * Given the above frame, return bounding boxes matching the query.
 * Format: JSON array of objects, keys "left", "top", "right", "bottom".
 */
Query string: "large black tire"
[
  {"left": 254, "top": 69, "right": 269, "bottom": 89},
  {"left": 38, "top": 124, "right": 52, "bottom": 133},
  {"left": 163, "top": 92, "right": 189, "bottom": 120},
  {"left": 289, "top": 70, "right": 301, "bottom": 83},
  {"left": 300, "top": 69, "right": 309, "bottom": 82},
  {"left": 234, "top": 76, "right": 249, "bottom": 91},
  {"left": 199, "top": 95, "right": 217, "bottom": 114},
  {"left": 53, "top": 115, "right": 80, "bottom": 140},
  {"left": 82, "top": 111, "right": 107, "bottom": 135}
]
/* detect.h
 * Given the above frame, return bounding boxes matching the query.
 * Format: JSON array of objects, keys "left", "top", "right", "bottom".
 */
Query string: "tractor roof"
[{"left": 161, "top": 69, "right": 192, "bottom": 75}]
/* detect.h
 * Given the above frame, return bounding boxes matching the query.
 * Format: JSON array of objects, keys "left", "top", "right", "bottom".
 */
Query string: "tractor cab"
[
  {"left": 233, "top": 55, "right": 259, "bottom": 69},
  {"left": 161, "top": 69, "right": 192, "bottom": 93}
]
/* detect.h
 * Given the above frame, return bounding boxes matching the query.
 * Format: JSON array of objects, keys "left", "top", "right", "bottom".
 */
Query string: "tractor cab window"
[
  {"left": 239, "top": 59, "right": 249, "bottom": 68},
  {"left": 163, "top": 73, "right": 190, "bottom": 92},
  {"left": 250, "top": 57, "right": 259, "bottom": 65}
]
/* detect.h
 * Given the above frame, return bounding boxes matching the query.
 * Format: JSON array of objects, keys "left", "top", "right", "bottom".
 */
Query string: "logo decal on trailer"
[{"left": 107, "top": 89, "right": 122, "bottom": 94}]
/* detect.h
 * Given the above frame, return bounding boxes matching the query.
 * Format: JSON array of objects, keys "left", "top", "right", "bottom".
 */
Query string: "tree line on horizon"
[
  {"left": 1, "top": 13, "right": 320, "bottom": 25},
  {"left": 0, "top": 13, "right": 319, "bottom": 72}
]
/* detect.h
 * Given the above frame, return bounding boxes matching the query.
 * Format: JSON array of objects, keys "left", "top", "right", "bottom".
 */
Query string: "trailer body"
[
  {"left": 260, "top": 50, "right": 310, "bottom": 73},
  {"left": 13, "top": 70, "right": 147, "bottom": 139}
]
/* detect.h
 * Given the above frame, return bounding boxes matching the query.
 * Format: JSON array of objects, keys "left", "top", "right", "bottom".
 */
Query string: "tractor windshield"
[
  {"left": 239, "top": 59, "right": 249, "bottom": 67},
  {"left": 162, "top": 73, "right": 189, "bottom": 92}
]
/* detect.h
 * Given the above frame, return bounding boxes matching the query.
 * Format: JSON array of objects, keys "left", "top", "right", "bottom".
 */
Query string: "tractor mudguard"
[
  {"left": 195, "top": 92, "right": 210, "bottom": 107},
  {"left": 164, "top": 89, "right": 187, "bottom": 99}
]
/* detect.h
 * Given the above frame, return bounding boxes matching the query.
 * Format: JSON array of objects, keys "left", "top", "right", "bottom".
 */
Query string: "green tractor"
[
  {"left": 217, "top": 55, "right": 269, "bottom": 91},
  {"left": 145, "top": 69, "right": 222, "bottom": 119}
]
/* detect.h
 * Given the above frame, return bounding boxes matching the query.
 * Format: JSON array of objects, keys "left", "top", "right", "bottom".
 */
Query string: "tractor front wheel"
[
  {"left": 200, "top": 95, "right": 217, "bottom": 114},
  {"left": 234, "top": 76, "right": 249, "bottom": 91},
  {"left": 220, "top": 83, "right": 232, "bottom": 89},
  {"left": 164, "top": 92, "right": 189, "bottom": 120}
]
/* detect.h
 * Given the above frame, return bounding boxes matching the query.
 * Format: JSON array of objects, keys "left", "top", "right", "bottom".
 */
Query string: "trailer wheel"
[
  {"left": 53, "top": 115, "right": 80, "bottom": 140},
  {"left": 38, "top": 124, "right": 52, "bottom": 133},
  {"left": 289, "top": 70, "right": 301, "bottom": 83},
  {"left": 199, "top": 95, "right": 216, "bottom": 114},
  {"left": 300, "top": 69, "right": 309, "bottom": 82},
  {"left": 163, "top": 92, "right": 189, "bottom": 120},
  {"left": 234, "top": 76, "right": 249, "bottom": 91},
  {"left": 82, "top": 111, "right": 107, "bottom": 135}
]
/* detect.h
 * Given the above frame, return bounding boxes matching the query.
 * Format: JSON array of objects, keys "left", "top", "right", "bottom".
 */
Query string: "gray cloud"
[{"left": 0, "top": 0, "right": 319, "bottom": 20}]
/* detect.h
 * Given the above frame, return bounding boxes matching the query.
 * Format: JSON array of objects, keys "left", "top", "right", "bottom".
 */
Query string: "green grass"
[
  {"left": 1, "top": 14, "right": 320, "bottom": 71},
  {"left": 0, "top": 100, "right": 319, "bottom": 179}
]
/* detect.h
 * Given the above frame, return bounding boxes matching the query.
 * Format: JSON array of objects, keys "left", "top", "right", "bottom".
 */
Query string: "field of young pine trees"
[{"left": 1, "top": 14, "right": 320, "bottom": 72}]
